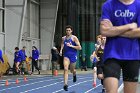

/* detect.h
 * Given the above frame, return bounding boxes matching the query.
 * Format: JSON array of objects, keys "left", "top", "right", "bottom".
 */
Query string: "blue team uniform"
[
  {"left": 32, "top": 50, "right": 39, "bottom": 60},
  {"left": 19, "top": 50, "right": 26, "bottom": 61},
  {"left": 92, "top": 57, "right": 97, "bottom": 63},
  {"left": 0, "top": 50, "right": 4, "bottom": 63},
  {"left": 14, "top": 51, "right": 22, "bottom": 63},
  {"left": 63, "top": 36, "right": 77, "bottom": 63},
  {"left": 101, "top": 0, "right": 140, "bottom": 61}
]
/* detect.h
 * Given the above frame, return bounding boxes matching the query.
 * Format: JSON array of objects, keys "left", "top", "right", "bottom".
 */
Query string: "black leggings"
[{"left": 32, "top": 59, "right": 40, "bottom": 72}]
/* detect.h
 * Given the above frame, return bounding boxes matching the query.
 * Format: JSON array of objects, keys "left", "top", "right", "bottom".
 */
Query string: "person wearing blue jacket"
[
  {"left": 0, "top": 49, "right": 4, "bottom": 63},
  {"left": 19, "top": 46, "right": 26, "bottom": 62},
  {"left": 14, "top": 47, "right": 22, "bottom": 74},
  {"left": 19, "top": 46, "right": 27, "bottom": 74},
  {"left": 32, "top": 46, "right": 40, "bottom": 74}
]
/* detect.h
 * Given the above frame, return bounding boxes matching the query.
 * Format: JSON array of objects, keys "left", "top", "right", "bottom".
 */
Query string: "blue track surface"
[{"left": 0, "top": 73, "right": 123, "bottom": 93}]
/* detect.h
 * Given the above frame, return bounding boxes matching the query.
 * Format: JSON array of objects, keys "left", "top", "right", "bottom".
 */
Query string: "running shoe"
[
  {"left": 73, "top": 75, "right": 77, "bottom": 82},
  {"left": 93, "top": 82, "right": 96, "bottom": 87},
  {"left": 38, "top": 70, "right": 40, "bottom": 75},
  {"left": 102, "top": 88, "right": 106, "bottom": 93},
  {"left": 63, "top": 85, "right": 68, "bottom": 91}
]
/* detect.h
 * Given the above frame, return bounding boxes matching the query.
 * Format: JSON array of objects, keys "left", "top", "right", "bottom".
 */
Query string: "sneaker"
[
  {"left": 38, "top": 71, "right": 40, "bottom": 75},
  {"left": 30, "top": 72, "right": 33, "bottom": 75},
  {"left": 18, "top": 70, "right": 21, "bottom": 75},
  {"left": 102, "top": 88, "right": 106, "bottom": 93},
  {"left": 73, "top": 75, "right": 77, "bottom": 82},
  {"left": 93, "top": 82, "right": 96, "bottom": 87},
  {"left": 63, "top": 85, "right": 68, "bottom": 91}
]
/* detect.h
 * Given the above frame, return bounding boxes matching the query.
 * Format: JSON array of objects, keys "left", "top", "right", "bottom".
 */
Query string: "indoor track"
[{"left": 0, "top": 72, "right": 123, "bottom": 93}]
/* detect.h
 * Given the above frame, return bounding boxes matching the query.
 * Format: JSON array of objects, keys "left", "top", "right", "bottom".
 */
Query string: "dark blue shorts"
[{"left": 64, "top": 53, "right": 77, "bottom": 63}]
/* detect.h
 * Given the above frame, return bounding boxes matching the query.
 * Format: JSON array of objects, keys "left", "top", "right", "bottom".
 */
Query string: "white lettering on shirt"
[{"left": 115, "top": 10, "right": 135, "bottom": 19}]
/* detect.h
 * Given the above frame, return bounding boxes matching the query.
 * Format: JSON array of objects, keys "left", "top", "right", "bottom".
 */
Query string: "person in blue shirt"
[
  {"left": 14, "top": 47, "right": 22, "bottom": 74},
  {"left": 19, "top": 46, "right": 27, "bottom": 74},
  {"left": 31, "top": 46, "right": 40, "bottom": 75},
  {"left": 0, "top": 49, "right": 4, "bottom": 63},
  {"left": 60, "top": 25, "right": 81, "bottom": 91},
  {"left": 100, "top": 0, "right": 140, "bottom": 93},
  {"left": 20, "top": 46, "right": 26, "bottom": 62}
]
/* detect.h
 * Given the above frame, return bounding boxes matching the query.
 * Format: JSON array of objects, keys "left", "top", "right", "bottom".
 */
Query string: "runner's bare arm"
[
  {"left": 100, "top": 19, "right": 137, "bottom": 37},
  {"left": 120, "top": 28, "right": 140, "bottom": 38},
  {"left": 68, "top": 36, "right": 81, "bottom": 50},
  {"left": 93, "top": 51, "right": 100, "bottom": 61},
  {"left": 60, "top": 37, "right": 64, "bottom": 56}
]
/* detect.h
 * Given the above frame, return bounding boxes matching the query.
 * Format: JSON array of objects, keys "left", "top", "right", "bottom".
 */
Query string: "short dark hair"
[
  {"left": 15, "top": 47, "right": 19, "bottom": 50},
  {"left": 32, "top": 46, "right": 37, "bottom": 50},
  {"left": 65, "top": 25, "right": 73, "bottom": 31},
  {"left": 23, "top": 46, "right": 26, "bottom": 48}
]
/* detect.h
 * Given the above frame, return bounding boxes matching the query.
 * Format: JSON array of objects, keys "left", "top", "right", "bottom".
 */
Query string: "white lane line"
[
  {"left": 0, "top": 76, "right": 92, "bottom": 92},
  {"left": 118, "top": 83, "right": 124, "bottom": 93},
  {"left": 0, "top": 76, "right": 52, "bottom": 86},
  {"left": 0, "top": 77, "right": 48, "bottom": 86},
  {"left": 84, "top": 84, "right": 101, "bottom": 93},
  {"left": 0, "top": 75, "right": 88, "bottom": 86},
  {"left": 0, "top": 77, "right": 64, "bottom": 92},
  {"left": 20, "top": 77, "right": 93, "bottom": 93},
  {"left": 52, "top": 79, "right": 93, "bottom": 93},
  {"left": 0, "top": 76, "right": 48, "bottom": 82},
  {"left": 20, "top": 81, "right": 64, "bottom": 93},
  {"left": 1, "top": 75, "right": 45, "bottom": 81},
  {"left": 0, "top": 75, "right": 68, "bottom": 86}
]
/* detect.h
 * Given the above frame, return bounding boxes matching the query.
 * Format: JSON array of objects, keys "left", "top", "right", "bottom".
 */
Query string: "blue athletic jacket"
[
  {"left": 32, "top": 50, "right": 39, "bottom": 60},
  {"left": 0, "top": 50, "right": 4, "bottom": 63},
  {"left": 19, "top": 50, "right": 26, "bottom": 61},
  {"left": 14, "top": 51, "right": 22, "bottom": 62}
]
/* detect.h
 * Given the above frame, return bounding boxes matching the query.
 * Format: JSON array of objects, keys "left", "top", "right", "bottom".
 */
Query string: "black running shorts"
[
  {"left": 103, "top": 58, "right": 140, "bottom": 82},
  {"left": 92, "top": 62, "right": 97, "bottom": 69}
]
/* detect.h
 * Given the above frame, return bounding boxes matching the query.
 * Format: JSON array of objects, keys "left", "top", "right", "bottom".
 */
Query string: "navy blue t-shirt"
[{"left": 101, "top": 0, "right": 140, "bottom": 61}]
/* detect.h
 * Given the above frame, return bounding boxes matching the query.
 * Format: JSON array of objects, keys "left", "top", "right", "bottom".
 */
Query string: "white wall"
[
  {"left": 0, "top": 10, "right": 3, "bottom": 32},
  {"left": 0, "top": 0, "right": 2, "bottom": 7},
  {"left": 30, "top": 2, "right": 39, "bottom": 39},
  {"left": 40, "top": 0, "right": 59, "bottom": 55},
  {"left": 2, "top": 0, "right": 59, "bottom": 69},
  {"left": 0, "top": 0, "right": 5, "bottom": 53},
  {"left": 0, "top": 33, "right": 5, "bottom": 51},
  {"left": 5, "top": 0, "right": 24, "bottom": 66},
  {"left": 5, "top": 0, "right": 40, "bottom": 66},
  {"left": 22, "top": 0, "right": 40, "bottom": 57}
]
